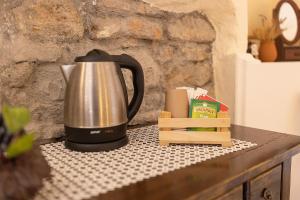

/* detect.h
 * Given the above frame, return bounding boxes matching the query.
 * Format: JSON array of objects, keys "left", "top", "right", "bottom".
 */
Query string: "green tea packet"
[{"left": 189, "top": 99, "right": 220, "bottom": 131}]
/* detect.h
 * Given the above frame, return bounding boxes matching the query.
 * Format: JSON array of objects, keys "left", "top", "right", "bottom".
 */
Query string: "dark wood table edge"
[
  {"left": 188, "top": 143, "right": 300, "bottom": 200},
  {"left": 189, "top": 125, "right": 300, "bottom": 200}
]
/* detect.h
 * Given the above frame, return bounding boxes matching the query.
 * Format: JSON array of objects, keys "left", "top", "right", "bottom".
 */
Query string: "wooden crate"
[{"left": 158, "top": 111, "right": 232, "bottom": 147}]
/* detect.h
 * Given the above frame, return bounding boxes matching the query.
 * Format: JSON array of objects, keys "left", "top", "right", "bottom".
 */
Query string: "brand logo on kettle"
[{"left": 90, "top": 130, "right": 101, "bottom": 134}]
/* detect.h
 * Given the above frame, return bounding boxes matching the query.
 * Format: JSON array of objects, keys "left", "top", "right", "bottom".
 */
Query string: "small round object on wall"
[
  {"left": 273, "top": 0, "right": 300, "bottom": 61},
  {"left": 275, "top": 0, "right": 300, "bottom": 45}
]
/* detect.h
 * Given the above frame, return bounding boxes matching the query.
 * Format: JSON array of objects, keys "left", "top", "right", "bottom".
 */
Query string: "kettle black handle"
[{"left": 113, "top": 54, "right": 144, "bottom": 122}]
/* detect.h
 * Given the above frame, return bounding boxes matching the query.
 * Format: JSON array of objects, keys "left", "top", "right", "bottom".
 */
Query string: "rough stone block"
[
  {"left": 124, "top": 17, "right": 163, "bottom": 40},
  {"left": 90, "top": 17, "right": 122, "bottom": 39},
  {"left": 93, "top": 0, "right": 165, "bottom": 17},
  {"left": 13, "top": 0, "right": 84, "bottom": 42},
  {"left": 130, "top": 109, "right": 161, "bottom": 125},
  {"left": 151, "top": 43, "right": 175, "bottom": 64},
  {"left": 90, "top": 16, "right": 163, "bottom": 40},
  {"left": 95, "top": 0, "right": 133, "bottom": 13},
  {"left": 27, "top": 122, "right": 64, "bottom": 140},
  {"left": 11, "top": 37, "right": 62, "bottom": 63},
  {"left": 136, "top": 2, "right": 166, "bottom": 17},
  {"left": 164, "top": 61, "right": 213, "bottom": 89},
  {"left": 30, "top": 64, "right": 65, "bottom": 104},
  {"left": 0, "top": 62, "right": 34, "bottom": 88},
  {"left": 167, "top": 12, "right": 216, "bottom": 42},
  {"left": 180, "top": 43, "right": 211, "bottom": 61}
]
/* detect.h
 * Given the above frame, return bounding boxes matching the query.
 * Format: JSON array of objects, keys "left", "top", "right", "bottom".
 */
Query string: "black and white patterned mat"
[{"left": 35, "top": 125, "right": 256, "bottom": 200}]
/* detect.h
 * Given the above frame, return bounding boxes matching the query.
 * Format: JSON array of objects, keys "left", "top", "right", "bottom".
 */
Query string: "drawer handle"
[{"left": 262, "top": 188, "right": 273, "bottom": 200}]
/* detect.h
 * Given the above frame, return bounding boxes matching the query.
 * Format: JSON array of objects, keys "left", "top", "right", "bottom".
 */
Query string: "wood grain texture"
[
  {"left": 159, "top": 131, "right": 231, "bottom": 147},
  {"left": 159, "top": 111, "right": 172, "bottom": 131},
  {"left": 158, "top": 111, "right": 231, "bottom": 146},
  {"left": 217, "top": 112, "right": 230, "bottom": 132},
  {"left": 213, "top": 185, "right": 243, "bottom": 200},
  {"left": 250, "top": 165, "right": 282, "bottom": 200},
  {"left": 158, "top": 117, "right": 230, "bottom": 128},
  {"left": 88, "top": 125, "right": 300, "bottom": 200},
  {"left": 281, "top": 158, "right": 292, "bottom": 200}
]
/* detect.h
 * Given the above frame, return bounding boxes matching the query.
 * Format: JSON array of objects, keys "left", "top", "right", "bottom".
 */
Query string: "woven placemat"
[{"left": 35, "top": 125, "right": 256, "bottom": 200}]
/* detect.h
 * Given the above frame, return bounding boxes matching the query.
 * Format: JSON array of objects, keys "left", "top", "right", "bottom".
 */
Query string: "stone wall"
[
  {"left": 0, "top": 0, "right": 215, "bottom": 139},
  {"left": 144, "top": 0, "right": 249, "bottom": 117}
]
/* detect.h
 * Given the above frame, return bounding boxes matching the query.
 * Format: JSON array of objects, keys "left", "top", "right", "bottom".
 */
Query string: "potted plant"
[
  {"left": 252, "top": 15, "right": 284, "bottom": 62},
  {"left": 0, "top": 105, "right": 50, "bottom": 200}
]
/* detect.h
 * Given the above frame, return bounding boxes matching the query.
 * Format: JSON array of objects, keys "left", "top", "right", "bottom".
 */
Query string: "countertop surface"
[{"left": 85, "top": 125, "right": 300, "bottom": 200}]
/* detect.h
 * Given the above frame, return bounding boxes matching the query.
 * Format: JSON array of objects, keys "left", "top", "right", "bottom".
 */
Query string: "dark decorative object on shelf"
[
  {"left": 0, "top": 105, "right": 51, "bottom": 200},
  {"left": 274, "top": 0, "right": 300, "bottom": 61},
  {"left": 247, "top": 41, "right": 259, "bottom": 59},
  {"left": 0, "top": 146, "right": 50, "bottom": 200}
]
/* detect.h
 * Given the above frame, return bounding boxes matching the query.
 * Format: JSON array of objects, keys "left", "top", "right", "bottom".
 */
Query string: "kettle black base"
[
  {"left": 64, "top": 123, "right": 128, "bottom": 152},
  {"left": 65, "top": 136, "right": 128, "bottom": 152}
]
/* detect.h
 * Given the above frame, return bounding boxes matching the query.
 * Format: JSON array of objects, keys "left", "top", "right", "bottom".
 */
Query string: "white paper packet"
[{"left": 176, "top": 87, "right": 208, "bottom": 105}]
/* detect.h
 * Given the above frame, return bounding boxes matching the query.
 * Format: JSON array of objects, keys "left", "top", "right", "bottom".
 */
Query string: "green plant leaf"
[
  {"left": 2, "top": 104, "right": 31, "bottom": 133},
  {"left": 5, "top": 133, "right": 34, "bottom": 159}
]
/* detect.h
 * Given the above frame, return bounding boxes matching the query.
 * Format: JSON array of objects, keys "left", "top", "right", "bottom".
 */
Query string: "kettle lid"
[{"left": 75, "top": 49, "right": 114, "bottom": 62}]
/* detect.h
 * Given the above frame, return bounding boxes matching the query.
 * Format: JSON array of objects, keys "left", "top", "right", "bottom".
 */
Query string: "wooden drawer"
[
  {"left": 213, "top": 185, "right": 243, "bottom": 200},
  {"left": 250, "top": 165, "right": 282, "bottom": 200}
]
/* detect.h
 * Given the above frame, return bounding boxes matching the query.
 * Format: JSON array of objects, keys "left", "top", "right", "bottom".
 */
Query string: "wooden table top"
[{"left": 88, "top": 125, "right": 300, "bottom": 200}]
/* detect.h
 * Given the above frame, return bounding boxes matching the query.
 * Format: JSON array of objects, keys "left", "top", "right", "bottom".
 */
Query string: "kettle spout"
[{"left": 60, "top": 65, "right": 76, "bottom": 82}]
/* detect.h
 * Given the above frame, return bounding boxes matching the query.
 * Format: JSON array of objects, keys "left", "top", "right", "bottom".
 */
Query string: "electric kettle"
[{"left": 60, "top": 49, "right": 144, "bottom": 152}]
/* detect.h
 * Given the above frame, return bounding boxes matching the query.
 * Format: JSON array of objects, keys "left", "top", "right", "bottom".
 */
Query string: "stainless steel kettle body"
[
  {"left": 64, "top": 62, "right": 128, "bottom": 129},
  {"left": 61, "top": 49, "right": 144, "bottom": 152}
]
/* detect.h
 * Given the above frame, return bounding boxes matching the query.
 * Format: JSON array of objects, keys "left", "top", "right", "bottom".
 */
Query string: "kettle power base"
[
  {"left": 65, "top": 136, "right": 128, "bottom": 152},
  {"left": 64, "top": 123, "right": 128, "bottom": 152}
]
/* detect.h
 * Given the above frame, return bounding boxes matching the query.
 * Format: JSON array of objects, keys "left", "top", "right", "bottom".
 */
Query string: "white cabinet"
[{"left": 218, "top": 54, "right": 300, "bottom": 200}]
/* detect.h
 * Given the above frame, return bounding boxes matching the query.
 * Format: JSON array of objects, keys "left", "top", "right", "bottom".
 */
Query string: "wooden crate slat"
[
  {"left": 158, "top": 117, "right": 230, "bottom": 128},
  {"left": 159, "top": 140, "right": 232, "bottom": 147},
  {"left": 159, "top": 131, "right": 231, "bottom": 142},
  {"left": 158, "top": 111, "right": 232, "bottom": 147},
  {"left": 217, "top": 112, "right": 230, "bottom": 132}
]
